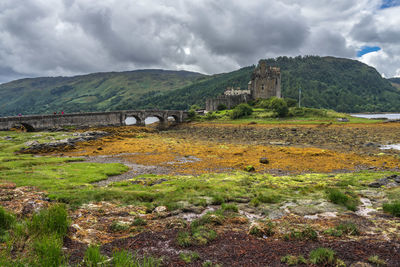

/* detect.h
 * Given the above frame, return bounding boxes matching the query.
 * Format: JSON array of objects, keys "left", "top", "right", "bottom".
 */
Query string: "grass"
[
  {"left": 368, "top": 255, "right": 387, "bottom": 266},
  {"left": 326, "top": 188, "right": 359, "bottom": 211},
  {"left": 0, "top": 205, "right": 70, "bottom": 266},
  {"left": 197, "top": 107, "right": 379, "bottom": 125},
  {"left": 32, "top": 235, "right": 66, "bottom": 267},
  {"left": 84, "top": 245, "right": 107, "bottom": 267},
  {"left": 28, "top": 204, "right": 69, "bottom": 238},
  {"left": 309, "top": 247, "right": 336, "bottom": 265},
  {"left": 180, "top": 251, "right": 200, "bottom": 263},
  {"left": 284, "top": 226, "right": 318, "bottom": 241},
  {"left": 382, "top": 202, "right": 400, "bottom": 217},
  {"left": 281, "top": 254, "right": 307, "bottom": 265}
]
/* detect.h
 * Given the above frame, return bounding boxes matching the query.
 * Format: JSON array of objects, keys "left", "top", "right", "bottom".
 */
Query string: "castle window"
[{"left": 261, "top": 84, "right": 265, "bottom": 90}]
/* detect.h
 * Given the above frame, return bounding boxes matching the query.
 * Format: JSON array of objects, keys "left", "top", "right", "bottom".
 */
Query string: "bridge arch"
[{"left": 12, "top": 123, "right": 35, "bottom": 132}]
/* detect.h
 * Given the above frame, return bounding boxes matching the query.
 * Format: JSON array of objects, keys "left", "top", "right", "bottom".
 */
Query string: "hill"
[
  {"left": 128, "top": 56, "right": 400, "bottom": 113},
  {"left": 0, "top": 69, "right": 205, "bottom": 116},
  {"left": 0, "top": 56, "right": 399, "bottom": 115},
  {"left": 389, "top": 78, "right": 400, "bottom": 90}
]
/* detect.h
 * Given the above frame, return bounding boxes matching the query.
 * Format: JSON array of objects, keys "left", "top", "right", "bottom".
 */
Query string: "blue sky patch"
[
  {"left": 357, "top": 46, "right": 381, "bottom": 57},
  {"left": 380, "top": 0, "right": 400, "bottom": 9}
]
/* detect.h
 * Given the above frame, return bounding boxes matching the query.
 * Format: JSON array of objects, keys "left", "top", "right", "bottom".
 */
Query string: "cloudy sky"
[{"left": 0, "top": 0, "right": 399, "bottom": 83}]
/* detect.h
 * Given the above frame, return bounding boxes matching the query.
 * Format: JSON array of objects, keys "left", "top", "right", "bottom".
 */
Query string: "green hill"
[
  {"left": 127, "top": 56, "right": 400, "bottom": 113},
  {"left": 0, "top": 69, "right": 205, "bottom": 116},
  {"left": 0, "top": 56, "right": 399, "bottom": 115}
]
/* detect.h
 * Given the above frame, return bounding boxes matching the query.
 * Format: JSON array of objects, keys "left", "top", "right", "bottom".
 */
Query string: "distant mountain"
[
  {"left": 129, "top": 56, "right": 400, "bottom": 113},
  {"left": 0, "top": 69, "right": 205, "bottom": 116},
  {"left": 0, "top": 56, "right": 399, "bottom": 116}
]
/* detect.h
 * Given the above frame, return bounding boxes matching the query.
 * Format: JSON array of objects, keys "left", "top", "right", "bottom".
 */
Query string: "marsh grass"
[
  {"left": 382, "top": 202, "right": 400, "bottom": 217},
  {"left": 326, "top": 188, "right": 359, "bottom": 211},
  {"left": 32, "top": 235, "right": 66, "bottom": 267},
  {"left": 28, "top": 204, "right": 69, "bottom": 238}
]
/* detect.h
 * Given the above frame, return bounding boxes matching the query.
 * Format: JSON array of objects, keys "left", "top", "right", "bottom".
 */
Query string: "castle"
[{"left": 206, "top": 60, "right": 281, "bottom": 111}]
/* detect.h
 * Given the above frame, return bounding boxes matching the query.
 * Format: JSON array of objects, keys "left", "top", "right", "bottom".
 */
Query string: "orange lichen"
[{"left": 59, "top": 125, "right": 400, "bottom": 175}]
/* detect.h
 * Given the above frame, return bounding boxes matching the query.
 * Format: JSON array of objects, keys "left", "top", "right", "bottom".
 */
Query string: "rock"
[
  {"left": 259, "top": 157, "right": 269, "bottom": 164},
  {"left": 269, "top": 141, "right": 290, "bottom": 145},
  {"left": 337, "top": 118, "right": 349, "bottom": 122},
  {"left": 363, "top": 142, "right": 379, "bottom": 147},
  {"left": 24, "top": 141, "right": 40, "bottom": 146},
  {"left": 154, "top": 206, "right": 167, "bottom": 213},
  {"left": 368, "top": 178, "right": 390, "bottom": 188}
]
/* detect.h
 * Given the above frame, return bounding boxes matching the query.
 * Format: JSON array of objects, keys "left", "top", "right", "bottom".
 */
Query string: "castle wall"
[{"left": 206, "top": 95, "right": 250, "bottom": 111}]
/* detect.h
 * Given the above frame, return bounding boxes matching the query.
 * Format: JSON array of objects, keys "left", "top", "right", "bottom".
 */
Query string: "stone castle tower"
[
  {"left": 248, "top": 60, "right": 281, "bottom": 99},
  {"left": 205, "top": 60, "right": 281, "bottom": 111}
]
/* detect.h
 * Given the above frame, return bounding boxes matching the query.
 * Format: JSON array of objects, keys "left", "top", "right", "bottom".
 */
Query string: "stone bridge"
[{"left": 0, "top": 110, "right": 188, "bottom": 131}]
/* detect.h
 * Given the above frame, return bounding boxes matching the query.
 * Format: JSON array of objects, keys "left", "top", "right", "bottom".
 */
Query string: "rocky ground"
[{"left": 2, "top": 122, "right": 400, "bottom": 266}]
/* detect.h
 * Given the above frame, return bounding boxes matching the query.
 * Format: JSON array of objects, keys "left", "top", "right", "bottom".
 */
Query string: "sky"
[{"left": 0, "top": 0, "right": 400, "bottom": 84}]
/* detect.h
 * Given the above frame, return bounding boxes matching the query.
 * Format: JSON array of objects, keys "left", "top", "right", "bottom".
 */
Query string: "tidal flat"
[{"left": 1, "top": 122, "right": 400, "bottom": 266}]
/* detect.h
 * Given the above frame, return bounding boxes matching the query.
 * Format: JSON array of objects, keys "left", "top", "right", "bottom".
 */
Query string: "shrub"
[
  {"left": 327, "top": 188, "right": 359, "bottom": 211},
  {"left": 309, "top": 247, "right": 336, "bottom": 265},
  {"left": 230, "top": 103, "right": 253, "bottom": 119},
  {"left": 33, "top": 235, "right": 65, "bottom": 267},
  {"left": 187, "top": 109, "right": 196, "bottom": 119},
  {"left": 29, "top": 204, "right": 69, "bottom": 238},
  {"left": 284, "top": 98, "right": 298, "bottom": 108},
  {"left": 205, "top": 112, "right": 217, "bottom": 121},
  {"left": 268, "top": 97, "right": 288, "bottom": 117},
  {"left": 84, "top": 245, "right": 106, "bottom": 267},
  {"left": 382, "top": 202, "right": 400, "bottom": 217},
  {"left": 216, "top": 104, "right": 227, "bottom": 111}
]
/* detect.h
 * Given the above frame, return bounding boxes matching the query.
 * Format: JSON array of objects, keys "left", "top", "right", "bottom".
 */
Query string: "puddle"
[
  {"left": 166, "top": 155, "right": 201, "bottom": 165},
  {"left": 380, "top": 144, "right": 400, "bottom": 150}
]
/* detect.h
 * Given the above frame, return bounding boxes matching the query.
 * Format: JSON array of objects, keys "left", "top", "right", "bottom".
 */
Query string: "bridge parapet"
[{"left": 0, "top": 110, "right": 188, "bottom": 131}]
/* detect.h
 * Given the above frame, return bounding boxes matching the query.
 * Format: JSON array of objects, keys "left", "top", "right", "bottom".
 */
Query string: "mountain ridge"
[{"left": 0, "top": 56, "right": 399, "bottom": 115}]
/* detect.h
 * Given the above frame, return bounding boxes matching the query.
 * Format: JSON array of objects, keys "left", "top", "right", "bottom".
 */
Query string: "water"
[
  {"left": 125, "top": 116, "right": 160, "bottom": 125},
  {"left": 351, "top": 113, "right": 400, "bottom": 120},
  {"left": 381, "top": 144, "right": 400, "bottom": 150}
]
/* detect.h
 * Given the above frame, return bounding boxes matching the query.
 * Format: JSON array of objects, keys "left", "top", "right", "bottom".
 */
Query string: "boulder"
[
  {"left": 259, "top": 157, "right": 269, "bottom": 164},
  {"left": 154, "top": 206, "right": 167, "bottom": 213}
]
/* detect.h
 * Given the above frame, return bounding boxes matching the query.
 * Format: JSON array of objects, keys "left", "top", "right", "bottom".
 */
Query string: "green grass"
[
  {"left": 28, "top": 204, "right": 69, "bottom": 238},
  {"left": 309, "top": 247, "right": 336, "bottom": 265},
  {"left": 32, "top": 235, "right": 66, "bottom": 267},
  {"left": 84, "top": 245, "right": 107, "bottom": 267},
  {"left": 197, "top": 107, "right": 379, "bottom": 125},
  {"left": 326, "top": 188, "right": 359, "bottom": 211},
  {"left": 382, "top": 202, "right": 400, "bottom": 217},
  {"left": 281, "top": 254, "right": 307, "bottom": 265}
]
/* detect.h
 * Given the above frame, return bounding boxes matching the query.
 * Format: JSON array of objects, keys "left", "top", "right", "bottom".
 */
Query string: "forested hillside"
[
  {"left": 127, "top": 56, "right": 400, "bottom": 112},
  {"left": 0, "top": 56, "right": 399, "bottom": 115}
]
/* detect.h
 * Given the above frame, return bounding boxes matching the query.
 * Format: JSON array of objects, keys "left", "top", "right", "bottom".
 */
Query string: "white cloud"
[{"left": 0, "top": 0, "right": 399, "bottom": 83}]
